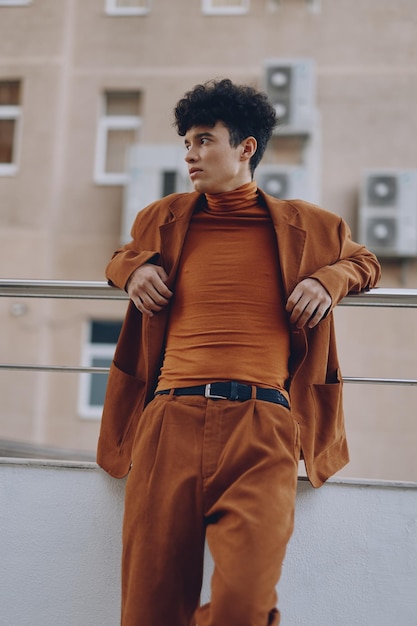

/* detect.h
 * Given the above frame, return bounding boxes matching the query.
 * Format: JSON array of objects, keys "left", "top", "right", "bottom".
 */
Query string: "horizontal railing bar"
[
  {"left": 0, "top": 279, "right": 127, "bottom": 300},
  {"left": 344, "top": 377, "right": 417, "bottom": 386},
  {"left": 1, "top": 280, "right": 417, "bottom": 307},
  {"left": 0, "top": 364, "right": 109, "bottom": 374},
  {"left": 339, "top": 288, "right": 417, "bottom": 308},
  {"left": 0, "top": 364, "right": 416, "bottom": 386}
]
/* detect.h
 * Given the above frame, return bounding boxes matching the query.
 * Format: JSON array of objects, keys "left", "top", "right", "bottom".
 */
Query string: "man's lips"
[{"left": 189, "top": 168, "right": 203, "bottom": 178}]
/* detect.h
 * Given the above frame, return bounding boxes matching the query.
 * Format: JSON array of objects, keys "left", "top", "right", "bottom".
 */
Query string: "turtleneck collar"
[{"left": 204, "top": 181, "right": 259, "bottom": 213}]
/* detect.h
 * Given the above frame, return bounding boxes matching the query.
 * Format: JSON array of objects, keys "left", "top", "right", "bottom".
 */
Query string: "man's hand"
[
  {"left": 126, "top": 264, "right": 173, "bottom": 317},
  {"left": 286, "top": 278, "right": 332, "bottom": 329}
]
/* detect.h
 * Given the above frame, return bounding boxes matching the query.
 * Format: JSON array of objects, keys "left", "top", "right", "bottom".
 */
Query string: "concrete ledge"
[{"left": 0, "top": 460, "right": 416, "bottom": 626}]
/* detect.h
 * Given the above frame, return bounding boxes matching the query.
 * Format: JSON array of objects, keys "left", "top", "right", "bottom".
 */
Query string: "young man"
[{"left": 97, "top": 79, "right": 381, "bottom": 626}]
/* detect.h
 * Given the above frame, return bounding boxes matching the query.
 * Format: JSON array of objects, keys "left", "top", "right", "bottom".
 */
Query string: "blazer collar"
[
  {"left": 257, "top": 188, "right": 302, "bottom": 227},
  {"left": 164, "top": 188, "right": 303, "bottom": 224},
  {"left": 166, "top": 191, "right": 202, "bottom": 220}
]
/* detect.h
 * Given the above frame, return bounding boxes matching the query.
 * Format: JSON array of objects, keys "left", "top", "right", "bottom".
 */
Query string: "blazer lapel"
[
  {"left": 260, "top": 191, "right": 309, "bottom": 376},
  {"left": 158, "top": 192, "right": 202, "bottom": 288},
  {"left": 260, "top": 191, "right": 307, "bottom": 297}
]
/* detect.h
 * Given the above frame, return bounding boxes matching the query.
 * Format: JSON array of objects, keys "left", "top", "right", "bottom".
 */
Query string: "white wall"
[{"left": 0, "top": 460, "right": 416, "bottom": 626}]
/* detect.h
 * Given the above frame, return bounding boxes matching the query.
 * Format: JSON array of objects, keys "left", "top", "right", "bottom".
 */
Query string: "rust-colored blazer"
[{"left": 97, "top": 190, "right": 381, "bottom": 487}]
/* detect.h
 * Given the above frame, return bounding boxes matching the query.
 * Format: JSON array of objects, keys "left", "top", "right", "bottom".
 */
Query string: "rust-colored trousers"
[{"left": 121, "top": 391, "right": 300, "bottom": 626}]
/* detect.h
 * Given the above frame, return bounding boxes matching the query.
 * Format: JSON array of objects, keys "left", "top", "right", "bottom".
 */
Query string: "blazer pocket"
[{"left": 309, "top": 371, "right": 343, "bottom": 451}]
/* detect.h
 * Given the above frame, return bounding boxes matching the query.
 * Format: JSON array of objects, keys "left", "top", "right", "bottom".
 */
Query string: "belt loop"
[
  {"left": 251, "top": 385, "right": 256, "bottom": 399},
  {"left": 230, "top": 381, "right": 238, "bottom": 401},
  {"left": 168, "top": 388, "right": 176, "bottom": 398}
]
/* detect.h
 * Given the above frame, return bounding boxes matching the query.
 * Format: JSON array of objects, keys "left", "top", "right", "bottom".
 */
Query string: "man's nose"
[{"left": 185, "top": 146, "right": 197, "bottom": 162}]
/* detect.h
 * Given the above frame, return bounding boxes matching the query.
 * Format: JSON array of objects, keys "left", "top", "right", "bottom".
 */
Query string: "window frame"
[
  {"left": 202, "top": 0, "right": 249, "bottom": 15},
  {"left": 0, "top": 103, "right": 22, "bottom": 176},
  {"left": 94, "top": 91, "right": 142, "bottom": 185},
  {"left": 105, "top": 0, "right": 151, "bottom": 16}
]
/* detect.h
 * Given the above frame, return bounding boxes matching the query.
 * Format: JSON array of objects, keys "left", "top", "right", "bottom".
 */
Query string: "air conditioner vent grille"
[{"left": 359, "top": 169, "right": 417, "bottom": 258}]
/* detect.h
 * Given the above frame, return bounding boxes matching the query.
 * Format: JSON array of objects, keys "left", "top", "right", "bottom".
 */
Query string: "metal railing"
[
  {"left": 1, "top": 279, "right": 417, "bottom": 386},
  {"left": 0, "top": 279, "right": 127, "bottom": 375}
]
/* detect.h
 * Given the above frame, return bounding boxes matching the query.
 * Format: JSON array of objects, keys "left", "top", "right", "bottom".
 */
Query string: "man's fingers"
[
  {"left": 127, "top": 264, "right": 173, "bottom": 316},
  {"left": 288, "top": 298, "right": 316, "bottom": 328},
  {"left": 137, "top": 286, "right": 170, "bottom": 315},
  {"left": 152, "top": 266, "right": 173, "bottom": 297},
  {"left": 286, "top": 278, "right": 332, "bottom": 329}
]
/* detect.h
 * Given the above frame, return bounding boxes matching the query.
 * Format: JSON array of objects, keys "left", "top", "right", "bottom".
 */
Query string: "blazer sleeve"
[
  {"left": 105, "top": 203, "right": 163, "bottom": 290},
  {"left": 309, "top": 217, "right": 381, "bottom": 306}
]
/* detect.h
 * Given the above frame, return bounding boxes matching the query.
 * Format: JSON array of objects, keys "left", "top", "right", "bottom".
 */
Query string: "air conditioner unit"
[
  {"left": 121, "top": 144, "right": 190, "bottom": 243},
  {"left": 263, "top": 58, "right": 316, "bottom": 132},
  {"left": 358, "top": 169, "right": 417, "bottom": 257},
  {"left": 257, "top": 165, "right": 310, "bottom": 201}
]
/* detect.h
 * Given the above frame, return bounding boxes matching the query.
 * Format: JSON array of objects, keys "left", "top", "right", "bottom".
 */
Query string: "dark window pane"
[
  {"left": 0, "top": 80, "right": 20, "bottom": 106},
  {"left": 162, "top": 171, "right": 177, "bottom": 196},
  {"left": 0, "top": 119, "right": 15, "bottom": 164},
  {"left": 91, "top": 320, "right": 122, "bottom": 344}
]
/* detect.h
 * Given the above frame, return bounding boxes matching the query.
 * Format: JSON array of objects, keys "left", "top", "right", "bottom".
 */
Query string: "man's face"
[{"left": 184, "top": 122, "right": 252, "bottom": 194}]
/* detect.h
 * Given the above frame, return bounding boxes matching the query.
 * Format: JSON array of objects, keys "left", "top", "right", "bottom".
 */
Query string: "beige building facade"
[{"left": 0, "top": 0, "right": 416, "bottom": 481}]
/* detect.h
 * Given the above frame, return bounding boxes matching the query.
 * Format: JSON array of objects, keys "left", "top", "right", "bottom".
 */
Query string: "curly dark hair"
[{"left": 174, "top": 78, "right": 277, "bottom": 175}]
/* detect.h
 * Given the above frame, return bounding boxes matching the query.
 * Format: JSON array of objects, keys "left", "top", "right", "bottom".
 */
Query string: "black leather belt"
[{"left": 156, "top": 381, "right": 289, "bottom": 409}]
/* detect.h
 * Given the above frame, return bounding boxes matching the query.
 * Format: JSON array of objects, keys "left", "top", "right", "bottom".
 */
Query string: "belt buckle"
[{"left": 204, "top": 383, "right": 228, "bottom": 400}]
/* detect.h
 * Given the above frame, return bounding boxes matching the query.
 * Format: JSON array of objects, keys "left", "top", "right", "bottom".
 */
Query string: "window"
[
  {"left": 105, "top": 0, "right": 150, "bottom": 16},
  {"left": 202, "top": 0, "right": 249, "bottom": 15},
  {"left": 79, "top": 320, "right": 122, "bottom": 419},
  {"left": 0, "top": 80, "right": 22, "bottom": 175},
  {"left": 94, "top": 90, "right": 142, "bottom": 184}
]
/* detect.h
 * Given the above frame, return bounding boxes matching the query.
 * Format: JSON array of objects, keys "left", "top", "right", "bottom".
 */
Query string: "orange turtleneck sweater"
[{"left": 156, "top": 181, "right": 291, "bottom": 394}]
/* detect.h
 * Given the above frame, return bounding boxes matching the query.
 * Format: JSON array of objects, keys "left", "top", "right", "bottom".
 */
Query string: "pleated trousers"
[{"left": 121, "top": 389, "right": 300, "bottom": 626}]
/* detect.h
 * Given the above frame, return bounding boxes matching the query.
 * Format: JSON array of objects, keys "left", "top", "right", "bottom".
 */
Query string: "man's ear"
[{"left": 241, "top": 136, "right": 257, "bottom": 161}]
